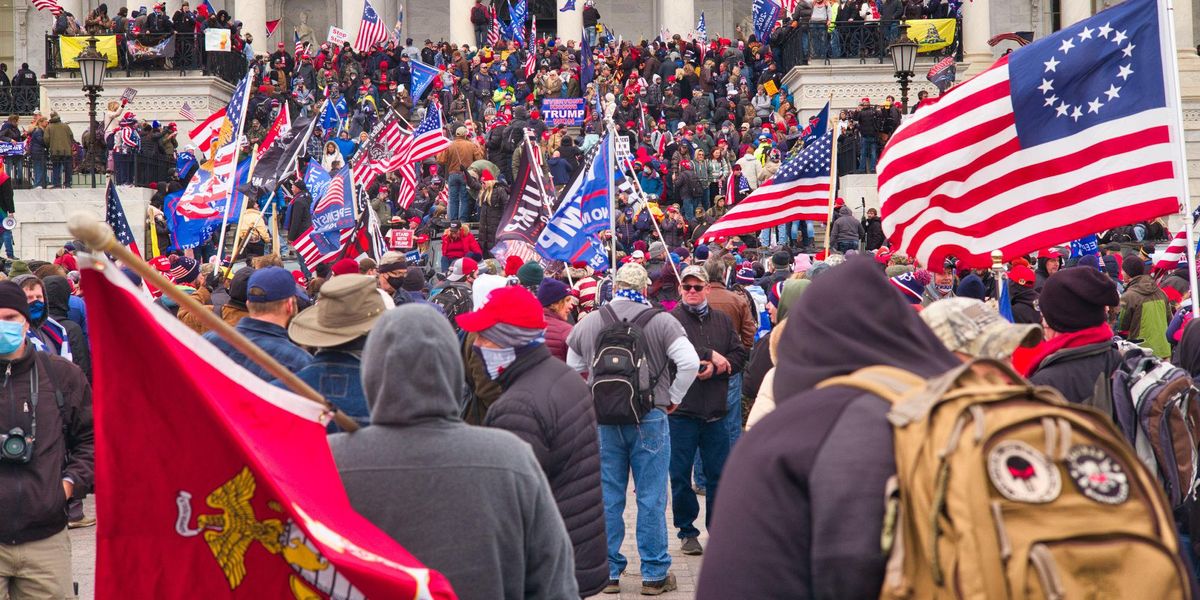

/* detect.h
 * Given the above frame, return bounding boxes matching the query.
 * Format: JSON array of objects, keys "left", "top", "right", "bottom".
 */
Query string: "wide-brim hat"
[{"left": 288, "top": 275, "right": 384, "bottom": 348}]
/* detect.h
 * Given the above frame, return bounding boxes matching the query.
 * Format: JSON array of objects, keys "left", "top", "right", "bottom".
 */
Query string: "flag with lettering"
[
  {"left": 752, "top": 0, "right": 782, "bottom": 47},
  {"left": 408, "top": 59, "right": 439, "bottom": 100},
  {"left": 537, "top": 135, "right": 612, "bottom": 269},
  {"left": 878, "top": 0, "right": 1187, "bottom": 269},
  {"left": 307, "top": 162, "right": 355, "bottom": 233},
  {"left": 83, "top": 254, "right": 454, "bottom": 600},
  {"left": 492, "top": 140, "right": 553, "bottom": 264}
]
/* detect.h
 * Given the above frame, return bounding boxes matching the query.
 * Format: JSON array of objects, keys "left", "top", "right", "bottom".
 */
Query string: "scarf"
[
  {"left": 615, "top": 288, "right": 648, "bottom": 305},
  {"left": 1012, "top": 323, "right": 1114, "bottom": 377},
  {"left": 684, "top": 300, "right": 710, "bottom": 318}
]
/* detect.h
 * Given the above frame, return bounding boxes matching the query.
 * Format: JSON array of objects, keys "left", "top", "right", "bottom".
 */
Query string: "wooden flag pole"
[
  {"left": 823, "top": 111, "right": 841, "bottom": 255},
  {"left": 223, "top": 145, "right": 262, "bottom": 279},
  {"left": 67, "top": 212, "right": 361, "bottom": 432}
]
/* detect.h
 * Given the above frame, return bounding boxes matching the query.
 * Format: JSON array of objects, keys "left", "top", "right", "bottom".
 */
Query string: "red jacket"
[
  {"left": 441, "top": 230, "right": 482, "bottom": 260},
  {"left": 543, "top": 308, "right": 573, "bottom": 362}
]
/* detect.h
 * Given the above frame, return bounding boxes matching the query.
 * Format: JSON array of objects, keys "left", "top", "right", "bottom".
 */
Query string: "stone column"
[
  {"left": 1174, "top": 0, "right": 1200, "bottom": 96},
  {"left": 657, "top": 0, "right": 693, "bottom": 40},
  {"left": 236, "top": 0, "right": 266, "bottom": 48},
  {"left": 447, "top": 0, "right": 474, "bottom": 47},
  {"left": 342, "top": 0, "right": 362, "bottom": 46},
  {"left": 557, "top": 0, "right": 583, "bottom": 45},
  {"left": 961, "top": 0, "right": 992, "bottom": 73},
  {"left": 58, "top": 0, "right": 83, "bottom": 23},
  {"left": 1059, "top": 0, "right": 1092, "bottom": 29}
]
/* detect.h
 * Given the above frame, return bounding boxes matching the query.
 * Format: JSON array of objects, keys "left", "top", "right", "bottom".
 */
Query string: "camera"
[{"left": 0, "top": 427, "right": 33, "bottom": 463}]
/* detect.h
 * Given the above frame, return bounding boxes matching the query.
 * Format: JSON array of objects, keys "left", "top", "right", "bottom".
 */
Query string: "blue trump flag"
[
  {"left": 409, "top": 60, "right": 439, "bottom": 100},
  {"left": 559, "top": 0, "right": 575, "bottom": 11},
  {"left": 580, "top": 29, "right": 594, "bottom": 87},
  {"left": 319, "top": 96, "right": 348, "bottom": 133},
  {"left": 1069, "top": 234, "right": 1099, "bottom": 258},
  {"left": 997, "top": 277, "right": 1014, "bottom": 322},
  {"left": 305, "top": 160, "right": 355, "bottom": 233},
  {"left": 801, "top": 101, "right": 830, "bottom": 147},
  {"left": 752, "top": 0, "right": 781, "bottom": 45},
  {"left": 166, "top": 157, "right": 252, "bottom": 250},
  {"left": 537, "top": 135, "right": 613, "bottom": 269}
]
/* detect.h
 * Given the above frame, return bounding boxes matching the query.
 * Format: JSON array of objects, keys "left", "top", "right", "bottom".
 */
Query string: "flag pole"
[
  {"left": 606, "top": 118, "right": 618, "bottom": 270},
  {"left": 67, "top": 213, "right": 361, "bottom": 432},
  {"left": 1163, "top": 0, "right": 1199, "bottom": 317},
  {"left": 620, "top": 153, "right": 681, "bottom": 282},
  {"left": 823, "top": 111, "right": 841, "bottom": 255},
  {"left": 222, "top": 145, "right": 262, "bottom": 278}
]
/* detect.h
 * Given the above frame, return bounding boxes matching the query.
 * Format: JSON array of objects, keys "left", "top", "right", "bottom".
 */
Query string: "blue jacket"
[
  {"left": 68, "top": 296, "right": 87, "bottom": 336},
  {"left": 638, "top": 172, "right": 663, "bottom": 197},
  {"left": 547, "top": 157, "right": 572, "bottom": 186},
  {"left": 203, "top": 318, "right": 311, "bottom": 381},
  {"left": 291, "top": 350, "right": 367, "bottom": 433}
]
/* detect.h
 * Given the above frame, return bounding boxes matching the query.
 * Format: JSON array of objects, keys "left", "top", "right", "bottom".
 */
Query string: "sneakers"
[
  {"left": 681, "top": 536, "right": 704, "bottom": 555},
  {"left": 640, "top": 573, "right": 677, "bottom": 596},
  {"left": 68, "top": 516, "right": 97, "bottom": 529},
  {"left": 602, "top": 579, "right": 621, "bottom": 594}
]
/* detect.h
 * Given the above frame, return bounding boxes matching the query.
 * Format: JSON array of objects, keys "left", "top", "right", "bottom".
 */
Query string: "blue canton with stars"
[
  {"left": 1009, "top": 0, "right": 1165, "bottom": 148},
  {"left": 774, "top": 131, "right": 832, "bottom": 184}
]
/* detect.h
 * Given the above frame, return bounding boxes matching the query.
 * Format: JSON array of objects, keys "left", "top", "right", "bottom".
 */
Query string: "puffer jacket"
[
  {"left": 1119, "top": 275, "right": 1171, "bottom": 357},
  {"left": 486, "top": 344, "right": 607, "bottom": 597},
  {"left": 543, "top": 308, "right": 572, "bottom": 362}
]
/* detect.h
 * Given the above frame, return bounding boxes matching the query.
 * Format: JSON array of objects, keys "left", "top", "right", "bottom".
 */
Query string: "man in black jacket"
[
  {"left": 459, "top": 285, "right": 608, "bottom": 597},
  {"left": 0, "top": 281, "right": 93, "bottom": 597},
  {"left": 697, "top": 258, "right": 959, "bottom": 598},
  {"left": 854, "top": 98, "right": 882, "bottom": 173},
  {"left": 669, "top": 265, "right": 747, "bottom": 557}
]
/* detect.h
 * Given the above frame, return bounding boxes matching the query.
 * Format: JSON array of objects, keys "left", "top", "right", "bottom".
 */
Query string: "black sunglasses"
[{"left": 681, "top": 284, "right": 706, "bottom": 292}]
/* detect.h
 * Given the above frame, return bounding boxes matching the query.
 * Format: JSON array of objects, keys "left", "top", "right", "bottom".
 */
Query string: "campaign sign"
[
  {"left": 540, "top": 98, "right": 587, "bottom": 127},
  {"left": 121, "top": 87, "right": 138, "bottom": 104},
  {"left": 388, "top": 228, "right": 414, "bottom": 249},
  {"left": 328, "top": 26, "right": 350, "bottom": 46}
]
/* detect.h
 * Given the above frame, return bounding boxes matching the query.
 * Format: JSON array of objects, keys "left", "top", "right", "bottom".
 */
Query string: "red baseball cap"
[
  {"left": 456, "top": 285, "right": 546, "bottom": 332},
  {"left": 1009, "top": 265, "right": 1036, "bottom": 287},
  {"left": 331, "top": 258, "right": 359, "bottom": 276}
]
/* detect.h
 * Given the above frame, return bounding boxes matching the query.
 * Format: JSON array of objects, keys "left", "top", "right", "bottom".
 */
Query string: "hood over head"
[
  {"left": 42, "top": 275, "right": 72, "bottom": 318},
  {"left": 777, "top": 257, "right": 959, "bottom": 391},
  {"left": 362, "top": 304, "right": 464, "bottom": 426},
  {"left": 776, "top": 278, "right": 809, "bottom": 322},
  {"left": 1177, "top": 319, "right": 1200, "bottom": 377}
]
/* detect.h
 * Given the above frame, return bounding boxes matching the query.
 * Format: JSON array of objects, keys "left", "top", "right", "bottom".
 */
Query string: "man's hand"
[
  {"left": 697, "top": 360, "right": 714, "bottom": 381},
  {"left": 710, "top": 351, "right": 731, "bottom": 375},
  {"left": 62, "top": 480, "right": 74, "bottom": 500}
]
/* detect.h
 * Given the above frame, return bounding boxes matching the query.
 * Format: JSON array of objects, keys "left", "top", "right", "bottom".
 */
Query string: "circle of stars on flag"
[{"left": 1037, "top": 21, "right": 1133, "bottom": 123}]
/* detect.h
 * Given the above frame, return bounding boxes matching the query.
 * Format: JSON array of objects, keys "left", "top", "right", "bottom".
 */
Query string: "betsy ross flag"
[
  {"left": 353, "top": 0, "right": 390, "bottom": 52},
  {"left": 105, "top": 181, "right": 140, "bottom": 256},
  {"left": 878, "top": 0, "right": 1188, "bottom": 269},
  {"left": 702, "top": 131, "right": 833, "bottom": 241},
  {"left": 179, "top": 102, "right": 197, "bottom": 123},
  {"left": 82, "top": 254, "right": 454, "bottom": 599}
]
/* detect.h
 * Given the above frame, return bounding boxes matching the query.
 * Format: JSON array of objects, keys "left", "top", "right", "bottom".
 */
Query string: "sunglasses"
[{"left": 681, "top": 284, "right": 706, "bottom": 292}]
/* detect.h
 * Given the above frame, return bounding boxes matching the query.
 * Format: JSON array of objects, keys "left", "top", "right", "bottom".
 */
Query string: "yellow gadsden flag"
[
  {"left": 59, "top": 35, "right": 119, "bottom": 68},
  {"left": 907, "top": 18, "right": 957, "bottom": 53}
]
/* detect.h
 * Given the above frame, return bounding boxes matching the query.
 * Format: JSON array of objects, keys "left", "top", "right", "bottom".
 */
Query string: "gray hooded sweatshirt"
[{"left": 329, "top": 305, "right": 578, "bottom": 600}]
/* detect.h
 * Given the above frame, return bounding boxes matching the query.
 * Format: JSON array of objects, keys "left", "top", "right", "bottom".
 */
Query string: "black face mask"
[{"left": 386, "top": 276, "right": 405, "bottom": 290}]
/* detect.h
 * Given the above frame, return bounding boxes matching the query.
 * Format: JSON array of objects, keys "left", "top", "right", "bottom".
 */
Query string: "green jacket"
[
  {"left": 44, "top": 117, "right": 75, "bottom": 156},
  {"left": 1118, "top": 275, "right": 1171, "bottom": 358}
]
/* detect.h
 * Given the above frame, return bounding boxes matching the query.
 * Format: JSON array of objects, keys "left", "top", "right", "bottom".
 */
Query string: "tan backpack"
[{"left": 817, "top": 359, "right": 1192, "bottom": 600}]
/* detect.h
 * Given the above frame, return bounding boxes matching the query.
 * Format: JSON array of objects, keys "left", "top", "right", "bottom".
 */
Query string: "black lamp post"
[
  {"left": 76, "top": 37, "right": 108, "bottom": 185},
  {"left": 888, "top": 24, "right": 918, "bottom": 115}
]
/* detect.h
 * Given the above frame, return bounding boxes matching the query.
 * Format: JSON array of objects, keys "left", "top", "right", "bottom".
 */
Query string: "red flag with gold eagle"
[{"left": 83, "top": 255, "right": 456, "bottom": 599}]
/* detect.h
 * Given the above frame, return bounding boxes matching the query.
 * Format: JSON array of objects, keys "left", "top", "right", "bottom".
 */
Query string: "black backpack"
[
  {"left": 432, "top": 285, "right": 473, "bottom": 331},
  {"left": 590, "top": 305, "right": 664, "bottom": 425}
]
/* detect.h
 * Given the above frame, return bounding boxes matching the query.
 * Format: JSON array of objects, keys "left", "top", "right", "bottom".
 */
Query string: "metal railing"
[
  {"left": 0, "top": 87, "right": 41, "bottom": 116},
  {"left": 2, "top": 149, "right": 178, "bottom": 189},
  {"left": 44, "top": 33, "right": 247, "bottom": 85},
  {"left": 772, "top": 18, "right": 963, "bottom": 72}
]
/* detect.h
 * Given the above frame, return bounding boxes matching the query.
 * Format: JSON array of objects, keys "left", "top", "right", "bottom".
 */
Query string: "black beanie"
[
  {"left": 0, "top": 281, "right": 29, "bottom": 323},
  {"left": 401, "top": 267, "right": 426, "bottom": 292},
  {"left": 1122, "top": 254, "right": 1145, "bottom": 278},
  {"left": 1040, "top": 267, "right": 1120, "bottom": 332}
]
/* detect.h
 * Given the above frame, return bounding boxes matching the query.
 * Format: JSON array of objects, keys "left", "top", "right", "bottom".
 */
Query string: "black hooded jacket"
[
  {"left": 697, "top": 258, "right": 960, "bottom": 599},
  {"left": 43, "top": 276, "right": 90, "bottom": 381}
]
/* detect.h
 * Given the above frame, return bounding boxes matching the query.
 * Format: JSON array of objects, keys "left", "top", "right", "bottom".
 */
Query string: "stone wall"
[{"left": 12, "top": 186, "right": 149, "bottom": 261}]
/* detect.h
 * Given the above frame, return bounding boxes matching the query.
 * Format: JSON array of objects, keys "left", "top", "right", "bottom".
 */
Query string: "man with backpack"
[
  {"left": 566, "top": 262, "right": 700, "bottom": 595},
  {"left": 698, "top": 258, "right": 1195, "bottom": 598},
  {"left": 470, "top": 0, "right": 490, "bottom": 50},
  {"left": 668, "top": 265, "right": 747, "bottom": 557},
  {"left": 431, "top": 258, "right": 477, "bottom": 332}
]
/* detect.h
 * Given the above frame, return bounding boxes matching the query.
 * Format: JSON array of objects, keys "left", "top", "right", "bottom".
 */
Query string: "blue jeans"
[
  {"left": 695, "top": 374, "right": 742, "bottom": 490},
  {"left": 448, "top": 172, "right": 468, "bottom": 221},
  {"left": 30, "top": 156, "right": 46, "bottom": 187},
  {"left": 51, "top": 155, "right": 71, "bottom": 188},
  {"left": 835, "top": 239, "right": 860, "bottom": 253},
  {"left": 598, "top": 408, "right": 671, "bottom": 581},
  {"left": 860, "top": 136, "right": 880, "bottom": 173},
  {"left": 0, "top": 229, "right": 13, "bottom": 258},
  {"left": 586, "top": 27, "right": 599, "bottom": 48},
  {"left": 669, "top": 413, "right": 729, "bottom": 540}
]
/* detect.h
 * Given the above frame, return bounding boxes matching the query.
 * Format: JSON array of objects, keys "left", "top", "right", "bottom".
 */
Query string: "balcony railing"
[
  {"left": 0, "top": 86, "right": 41, "bottom": 116},
  {"left": 44, "top": 33, "right": 247, "bottom": 85},
  {"left": 771, "top": 18, "right": 963, "bottom": 73}
]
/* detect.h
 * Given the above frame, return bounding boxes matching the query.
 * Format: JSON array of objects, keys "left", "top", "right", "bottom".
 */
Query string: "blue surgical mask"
[
  {"left": 475, "top": 345, "right": 516, "bottom": 379},
  {"left": 0, "top": 321, "right": 24, "bottom": 355},
  {"left": 28, "top": 301, "right": 45, "bottom": 322}
]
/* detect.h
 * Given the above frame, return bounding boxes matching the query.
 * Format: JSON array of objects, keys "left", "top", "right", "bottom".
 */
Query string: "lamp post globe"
[{"left": 888, "top": 24, "right": 918, "bottom": 115}]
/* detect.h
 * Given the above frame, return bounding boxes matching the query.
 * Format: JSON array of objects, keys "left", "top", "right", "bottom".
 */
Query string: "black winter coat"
[
  {"left": 670, "top": 305, "right": 747, "bottom": 420},
  {"left": 1029, "top": 341, "right": 1123, "bottom": 405},
  {"left": 487, "top": 345, "right": 607, "bottom": 597},
  {"left": 1010, "top": 284, "right": 1041, "bottom": 325}
]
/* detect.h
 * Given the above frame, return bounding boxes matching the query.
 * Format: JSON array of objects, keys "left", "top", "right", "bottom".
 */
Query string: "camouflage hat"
[
  {"left": 615, "top": 262, "right": 650, "bottom": 291},
  {"left": 919, "top": 298, "right": 1043, "bottom": 360}
]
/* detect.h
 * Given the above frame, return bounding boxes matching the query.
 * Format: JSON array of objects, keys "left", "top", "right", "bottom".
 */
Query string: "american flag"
[
  {"left": 487, "top": 7, "right": 500, "bottom": 46},
  {"left": 293, "top": 226, "right": 356, "bottom": 270},
  {"left": 701, "top": 131, "right": 833, "bottom": 241},
  {"left": 179, "top": 102, "right": 197, "bottom": 123},
  {"left": 1154, "top": 231, "right": 1190, "bottom": 272},
  {"left": 696, "top": 12, "right": 707, "bottom": 43},
  {"left": 524, "top": 48, "right": 537, "bottom": 78},
  {"left": 353, "top": 0, "right": 390, "bottom": 52},
  {"left": 529, "top": 15, "right": 536, "bottom": 46},
  {"left": 189, "top": 107, "right": 226, "bottom": 154},
  {"left": 32, "top": 0, "right": 63, "bottom": 16},
  {"left": 878, "top": 0, "right": 1186, "bottom": 269},
  {"left": 105, "top": 181, "right": 141, "bottom": 256},
  {"left": 313, "top": 167, "right": 348, "bottom": 214},
  {"left": 395, "top": 163, "right": 418, "bottom": 210},
  {"left": 351, "top": 117, "right": 409, "bottom": 188},
  {"left": 294, "top": 31, "right": 305, "bottom": 56},
  {"left": 399, "top": 104, "right": 451, "bottom": 165}
]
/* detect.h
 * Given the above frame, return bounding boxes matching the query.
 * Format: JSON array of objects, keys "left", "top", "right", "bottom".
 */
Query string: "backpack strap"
[{"left": 817, "top": 366, "right": 927, "bottom": 404}]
